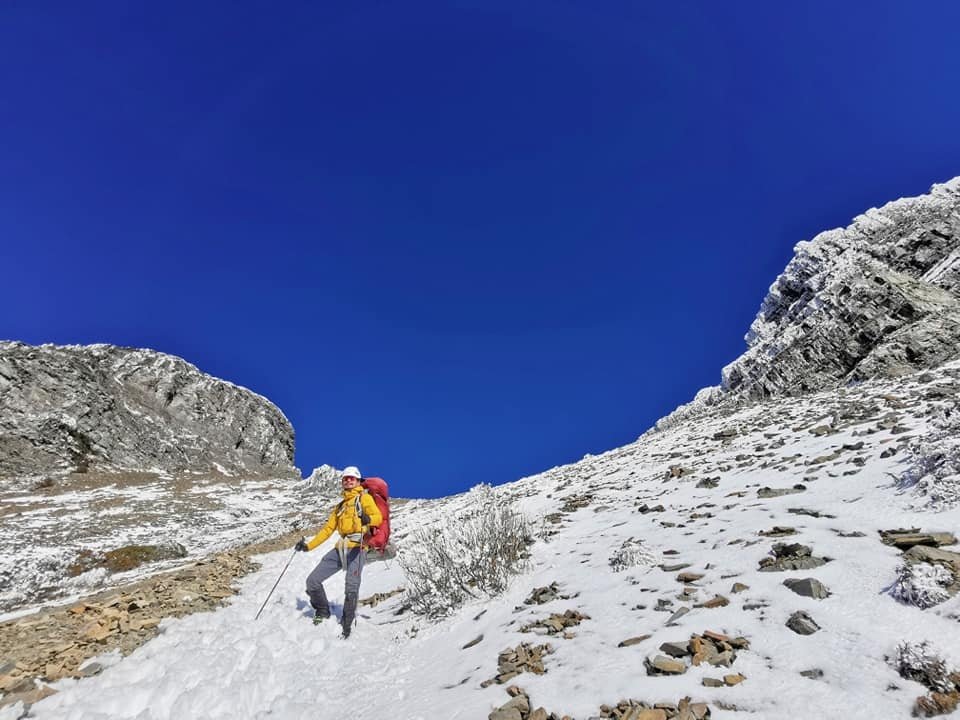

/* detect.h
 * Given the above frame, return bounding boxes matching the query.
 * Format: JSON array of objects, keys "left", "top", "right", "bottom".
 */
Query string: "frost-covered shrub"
[
  {"left": 608, "top": 537, "right": 658, "bottom": 572},
  {"left": 901, "top": 405, "right": 960, "bottom": 510},
  {"left": 891, "top": 562, "right": 955, "bottom": 609},
  {"left": 0, "top": 547, "right": 83, "bottom": 613},
  {"left": 892, "top": 641, "right": 955, "bottom": 693},
  {"left": 399, "top": 484, "right": 532, "bottom": 618}
]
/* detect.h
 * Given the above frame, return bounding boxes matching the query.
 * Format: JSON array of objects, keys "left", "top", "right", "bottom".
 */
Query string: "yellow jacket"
[{"left": 305, "top": 486, "right": 383, "bottom": 551}]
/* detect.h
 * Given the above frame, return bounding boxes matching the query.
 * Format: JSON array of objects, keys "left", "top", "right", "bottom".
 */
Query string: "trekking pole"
[{"left": 255, "top": 548, "right": 298, "bottom": 620}]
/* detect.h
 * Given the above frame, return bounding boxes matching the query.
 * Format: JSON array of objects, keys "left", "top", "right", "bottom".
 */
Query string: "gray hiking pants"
[{"left": 305, "top": 546, "right": 365, "bottom": 604}]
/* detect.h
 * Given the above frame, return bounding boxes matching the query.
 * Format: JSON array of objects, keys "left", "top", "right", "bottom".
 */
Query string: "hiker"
[{"left": 294, "top": 465, "right": 382, "bottom": 637}]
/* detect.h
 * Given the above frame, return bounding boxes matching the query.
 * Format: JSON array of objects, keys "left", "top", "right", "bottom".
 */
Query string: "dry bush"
[
  {"left": 609, "top": 537, "right": 658, "bottom": 572},
  {"left": 399, "top": 484, "right": 532, "bottom": 618},
  {"left": 892, "top": 641, "right": 954, "bottom": 693},
  {"left": 891, "top": 562, "right": 954, "bottom": 609},
  {"left": 902, "top": 405, "right": 960, "bottom": 510}
]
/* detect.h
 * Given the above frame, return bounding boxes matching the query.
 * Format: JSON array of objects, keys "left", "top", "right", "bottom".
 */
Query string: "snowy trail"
[{"left": 13, "top": 548, "right": 423, "bottom": 720}]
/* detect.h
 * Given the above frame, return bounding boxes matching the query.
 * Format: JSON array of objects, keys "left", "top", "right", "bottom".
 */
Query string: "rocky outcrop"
[
  {"left": 0, "top": 342, "right": 296, "bottom": 482},
  {"left": 305, "top": 464, "right": 342, "bottom": 488},
  {"left": 655, "top": 176, "right": 960, "bottom": 432},
  {"left": 726, "top": 175, "right": 960, "bottom": 397}
]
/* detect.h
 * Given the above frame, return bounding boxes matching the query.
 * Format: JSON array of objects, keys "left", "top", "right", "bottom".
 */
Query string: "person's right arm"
[{"left": 304, "top": 509, "right": 338, "bottom": 551}]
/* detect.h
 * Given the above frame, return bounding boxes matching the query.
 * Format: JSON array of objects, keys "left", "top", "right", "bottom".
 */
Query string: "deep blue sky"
[{"left": 2, "top": 2, "right": 959, "bottom": 498}]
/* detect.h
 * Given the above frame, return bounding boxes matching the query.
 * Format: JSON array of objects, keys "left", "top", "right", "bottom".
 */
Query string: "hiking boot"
[
  {"left": 341, "top": 591, "right": 358, "bottom": 638},
  {"left": 308, "top": 586, "right": 330, "bottom": 621}
]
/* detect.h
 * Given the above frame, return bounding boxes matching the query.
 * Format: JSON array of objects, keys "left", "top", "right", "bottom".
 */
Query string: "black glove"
[
  {"left": 294, "top": 538, "right": 308, "bottom": 552},
  {"left": 360, "top": 512, "right": 371, "bottom": 525}
]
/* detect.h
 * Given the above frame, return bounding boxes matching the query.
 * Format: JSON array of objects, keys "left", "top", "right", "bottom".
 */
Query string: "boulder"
[
  {"left": 881, "top": 531, "right": 957, "bottom": 549},
  {"left": 760, "top": 544, "right": 830, "bottom": 572},
  {"left": 634, "top": 711, "right": 667, "bottom": 720},
  {"left": 786, "top": 611, "right": 821, "bottom": 635},
  {"left": 659, "top": 641, "right": 690, "bottom": 658},
  {"left": 904, "top": 545, "right": 960, "bottom": 573},
  {"left": 646, "top": 655, "right": 687, "bottom": 675},
  {"left": 783, "top": 578, "right": 831, "bottom": 599}
]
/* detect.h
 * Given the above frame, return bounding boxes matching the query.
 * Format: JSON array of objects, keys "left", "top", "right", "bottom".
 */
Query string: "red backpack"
[{"left": 360, "top": 477, "right": 391, "bottom": 553}]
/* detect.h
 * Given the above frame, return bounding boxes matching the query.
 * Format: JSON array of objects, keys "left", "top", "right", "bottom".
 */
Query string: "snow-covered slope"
[
  {"left": 0, "top": 342, "right": 307, "bottom": 614},
  {"left": 0, "top": 473, "right": 337, "bottom": 615},
  {"left": 8, "top": 360, "right": 960, "bottom": 719}
]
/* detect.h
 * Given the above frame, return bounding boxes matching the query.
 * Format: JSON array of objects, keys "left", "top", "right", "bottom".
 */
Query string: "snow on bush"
[
  {"left": 399, "top": 484, "right": 532, "bottom": 619},
  {"left": 901, "top": 404, "right": 960, "bottom": 510},
  {"left": 891, "top": 641, "right": 956, "bottom": 693},
  {"left": 608, "top": 537, "right": 658, "bottom": 572},
  {"left": 891, "top": 562, "right": 955, "bottom": 609}
]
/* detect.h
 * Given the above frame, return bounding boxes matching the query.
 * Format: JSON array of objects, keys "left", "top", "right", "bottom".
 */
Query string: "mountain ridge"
[
  {"left": 655, "top": 175, "right": 960, "bottom": 434},
  {"left": 0, "top": 341, "right": 297, "bottom": 485}
]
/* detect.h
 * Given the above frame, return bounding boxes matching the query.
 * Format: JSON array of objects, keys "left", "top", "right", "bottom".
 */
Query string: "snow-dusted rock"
[
  {"left": 0, "top": 341, "right": 296, "bottom": 483},
  {"left": 783, "top": 577, "right": 831, "bottom": 600},
  {"left": 728, "top": 177, "right": 960, "bottom": 396},
  {"left": 786, "top": 610, "right": 821, "bottom": 635},
  {"left": 654, "top": 176, "right": 960, "bottom": 432},
  {"left": 305, "top": 464, "right": 341, "bottom": 488}
]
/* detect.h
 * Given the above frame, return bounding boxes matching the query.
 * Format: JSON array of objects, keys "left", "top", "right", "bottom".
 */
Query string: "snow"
[
  {"left": 6, "top": 365, "right": 960, "bottom": 719},
  {"left": 0, "top": 475, "right": 333, "bottom": 614}
]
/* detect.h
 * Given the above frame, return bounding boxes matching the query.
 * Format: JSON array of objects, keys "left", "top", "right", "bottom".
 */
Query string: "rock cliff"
[
  {"left": 0, "top": 342, "right": 296, "bottom": 482},
  {"left": 656, "top": 176, "right": 960, "bottom": 431}
]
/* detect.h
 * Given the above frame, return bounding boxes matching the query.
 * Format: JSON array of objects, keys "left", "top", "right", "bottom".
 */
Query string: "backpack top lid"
[{"left": 361, "top": 476, "right": 389, "bottom": 499}]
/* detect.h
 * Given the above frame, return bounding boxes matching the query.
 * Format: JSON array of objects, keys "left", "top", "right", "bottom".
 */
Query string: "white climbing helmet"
[{"left": 341, "top": 466, "right": 362, "bottom": 480}]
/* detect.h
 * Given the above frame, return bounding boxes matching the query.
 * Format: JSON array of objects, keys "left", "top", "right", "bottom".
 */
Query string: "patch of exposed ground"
[
  {"left": 0, "top": 470, "right": 334, "bottom": 613},
  {"left": 0, "top": 527, "right": 312, "bottom": 710}
]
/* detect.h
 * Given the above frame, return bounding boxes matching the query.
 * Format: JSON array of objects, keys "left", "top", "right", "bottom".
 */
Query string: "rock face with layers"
[
  {"left": 656, "top": 176, "right": 960, "bottom": 431},
  {"left": 0, "top": 342, "right": 296, "bottom": 482}
]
